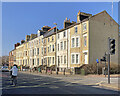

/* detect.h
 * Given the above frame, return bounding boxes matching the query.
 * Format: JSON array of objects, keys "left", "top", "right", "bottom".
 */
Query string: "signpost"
[
  {"left": 96, "top": 59, "right": 99, "bottom": 75},
  {"left": 100, "top": 53, "right": 107, "bottom": 77}
]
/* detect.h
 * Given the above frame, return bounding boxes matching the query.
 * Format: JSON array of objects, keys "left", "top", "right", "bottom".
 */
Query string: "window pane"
[
  {"left": 84, "top": 36, "right": 87, "bottom": 47},
  {"left": 37, "top": 48, "right": 39, "bottom": 55},
  {"left": 72, "top": 38, "right": 75, "bottom": 47},
  {"left": 83, "top": 23, "right": 87, "bottom": 31},
  {"left": 76, "top": 54, "right": 78, "bottom": 63},
  {"left": 72, "top": 54, "right": 74, "bottom": 63},
  {"left": 61, "top": 42, "right": 63, "bottom": 50},
  {"left": 64, "top": 41, "right": 66, "bottom": 50},
  {"left": 53, "top": 45, "right": 54, "bottom": 51},
  {"left": 50, "top": 45, "right": 51, "bottom": 52},
  {"left": 63, "top": 31, "right": 66, "bottom": 37},
  {"left": 61, "top": 56, "right": 63, "bottom": 64},
  {"left": 37, "top": 58, "right": 39, "bottom": 65},
  {"left": 48, "top": 38, "right": 49, "bottom": 42},
  {"left": 48, "top": 47, "right": 49, "bottom": 52},
  {"left": 53, "top": 57, "right": 54, "bottom": 64},
  {"left": 58, "top": 44, "right": 59, "bottom": 51},
  {"left": 50, "top": 57, "right": 51, "bottom": 64},
  {"left": 76, "top": 38, "right": 79, "bottom": 47},
  {"left": 75, "top": 27, "right": 77, "bottom": 33},
  {"left": 52, "top": 36, "right": 54, "bottom": 41},
  {"left": 64, "top": 56, "right": 66, "bottom": 64}
]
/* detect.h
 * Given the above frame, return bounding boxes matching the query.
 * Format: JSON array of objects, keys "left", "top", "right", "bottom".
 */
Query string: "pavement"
[{"left": 20, "top": 70, "right": 120, "bottom": 91}]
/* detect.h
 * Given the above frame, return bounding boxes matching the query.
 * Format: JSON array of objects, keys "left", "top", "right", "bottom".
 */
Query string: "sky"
[{"left": 2, "top": 2, "right": 118, "bottom": 56}]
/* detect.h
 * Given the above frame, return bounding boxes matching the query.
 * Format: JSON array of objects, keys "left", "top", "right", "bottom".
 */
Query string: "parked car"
[{"left": 1, "top": 66, "right": 9, "bottom": 72}]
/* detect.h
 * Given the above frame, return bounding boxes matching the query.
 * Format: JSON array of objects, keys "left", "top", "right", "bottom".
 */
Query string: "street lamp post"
[{"left": 54, "top": 23, "right": 58, "bottom": 74}]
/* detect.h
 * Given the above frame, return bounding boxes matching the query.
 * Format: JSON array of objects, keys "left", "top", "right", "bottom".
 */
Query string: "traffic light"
[
  {"left": 110, "top": 39, "right": 115, "bottom": 55},
  {"left": 103, "top": 56, "right": 106, "bottom": 61}
]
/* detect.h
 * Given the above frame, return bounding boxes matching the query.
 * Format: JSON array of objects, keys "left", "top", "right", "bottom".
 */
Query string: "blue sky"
[{"left": 2, "top": 2, "right": 118, "bottom": 56}]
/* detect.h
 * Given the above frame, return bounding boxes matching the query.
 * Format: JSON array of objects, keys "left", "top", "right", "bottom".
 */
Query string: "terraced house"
[{"left": 9, "top": 10, "right": 120, "bottom": 73}]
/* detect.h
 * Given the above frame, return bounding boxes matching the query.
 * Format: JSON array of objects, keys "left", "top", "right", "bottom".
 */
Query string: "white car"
[{"left": 1, "top": 66, "right": 9, "bottom": 72}]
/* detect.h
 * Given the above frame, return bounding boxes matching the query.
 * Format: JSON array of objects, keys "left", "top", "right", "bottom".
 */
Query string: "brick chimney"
[
  {"left": 77, "top": 10, "right": 92, "bottom": 23},
  {"left": 21, "top": 40, "right": 25, "bottom": 44},
  {"left": 30, "top": 34, "right": 37, "bottom": 40},
  {"left": 25, "top": 35, "right": 30, "bottom": 41},
  {"left": 16, "top": 43, "right": 20, "bottom": 46},
  {"left": 64, "top": 17, "right": 76, "bottom": 28},
  {"left": 42, "top": 26, "right": 51, "bottom": 31}
]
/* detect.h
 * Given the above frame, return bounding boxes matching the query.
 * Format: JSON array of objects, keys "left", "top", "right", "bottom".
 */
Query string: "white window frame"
[
  {"left": 37, "top": 58, "right": 39, "bottom": 65},
  {"left": 83, "top": 34, "right": 87, "bottom": 47},
  {"left": 58, "top": 43, "right": 59, "bottom": 51},
  {"left": 37, "top": 48, "right": 39, "bottom": 55},
  {"left": 52, "top": 44, "right": 54, "bottom": 52},
  {"left": 76, "top": 37, "right": 80, "bottom": 47},
  {"left": 48, "top": 47, "right": 49, "bottom": 52},
  {"left": 64, "top": 41, "right": 66, "bottom": 50},
  {"left": 71, "top": 53, "right": 80, "bottom": 64},
  {"left": 64, "top": 55, "right": 66, "bottom": 64},
  {"left": 61, "top": 56, "right": 63, "bottom": 64},
  {"left": 58, "top": 34, "right": 60, "bottom": 39},
  {"left": 50, "top": 57, "right": 51, "bottom": 64},
  {"left": 52, "top": 57, "right": 54, "bottom": 64},
  {"left": 71, "top": 54, "right": 75, "bottom": 64},
  {"left": 50, "top": 45, "right": 51, "bottom": 52},
  {"left": 71, "top": 37, "right": 75, "bottom": 48},
  {"left": 83, "top": 23, "right": 87, "bottom": 31},
  {"left": 61, "top": 42, "right": 63, "bottom": 50},
  {"left": 63, "top": 31, "right": 66, "bottom": 37},
  {"left": 48, "top": 38, "right": 50, "bottom": 42},
  {"left": 74, "top": 26, "right": 77, "bottom": 33}
]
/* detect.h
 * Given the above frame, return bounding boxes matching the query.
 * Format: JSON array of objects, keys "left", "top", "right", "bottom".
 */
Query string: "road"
[{"left": 1, "top": 72, "right": 119, "bottom": 95}]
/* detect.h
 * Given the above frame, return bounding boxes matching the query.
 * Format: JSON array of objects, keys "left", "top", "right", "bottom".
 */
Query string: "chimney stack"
[
  {"left": 77, "top": 10, "right": 92, "bottom": 23},
  {"left": 16, "top": 43, "right": 20, "bottom": 46},
  {"left": 25, "top": 35, "right": 30, "bottom": 41},
  {"left": 21, "top": 40, "right": 25, "bottom": 44},
  {"left": 42, "top": 26, "right": 51, "bottom": 31},
  {"left": 64, "top": 17, "right": 76, "bottom": 28},
  {"left": 30, "top": 34, "right": 37, "bottom": 40}
]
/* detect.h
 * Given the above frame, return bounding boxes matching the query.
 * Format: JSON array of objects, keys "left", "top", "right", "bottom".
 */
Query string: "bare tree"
[{"left": 0, "top": 56, "right": 9, "bottom": 66}]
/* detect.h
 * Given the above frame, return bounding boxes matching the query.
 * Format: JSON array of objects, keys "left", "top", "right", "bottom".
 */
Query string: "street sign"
[{"left": 96, "top": 59, "right": 99, "bottom": 63}]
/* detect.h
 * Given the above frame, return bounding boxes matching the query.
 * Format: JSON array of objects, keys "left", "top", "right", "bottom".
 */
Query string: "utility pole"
[
  {"left": 104, "top": 52, "right": 107, "bottom": 77},
  {"left": 97, "top": 62, "right": 99, "bottom": 75},
  {"left": 108, "top": 37, "right": 110, "bottom": 84},
  {"left": 112, "top": 0, "right": 113, "bottom": 18}
]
